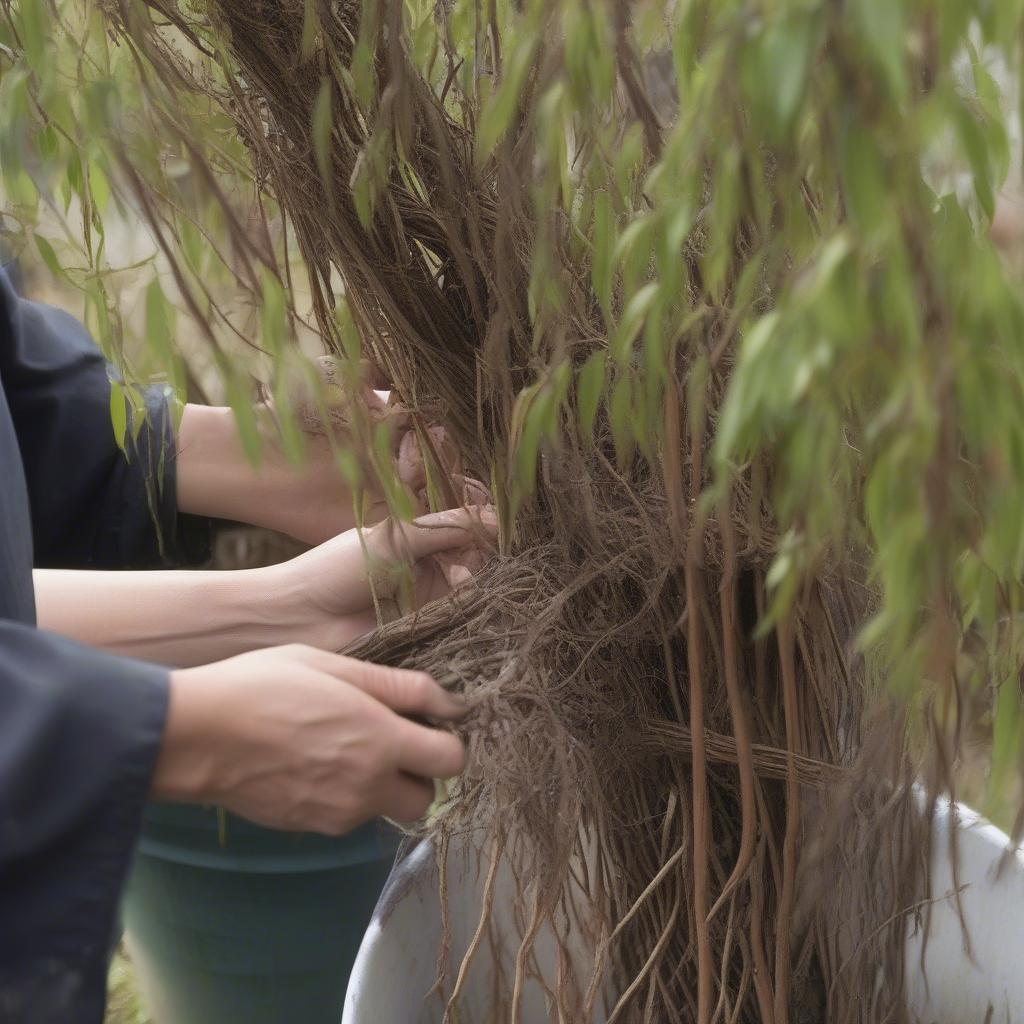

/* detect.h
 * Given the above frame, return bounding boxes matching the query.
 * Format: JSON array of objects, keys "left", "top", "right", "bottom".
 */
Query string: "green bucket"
[{"left": 122, "top": 803, "right": 399, "bottom": 1024}]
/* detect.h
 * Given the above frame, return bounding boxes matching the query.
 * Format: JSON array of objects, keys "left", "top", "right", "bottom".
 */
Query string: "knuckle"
[{"left": 404, "top": 671, "right": 434, "bottom": 703}]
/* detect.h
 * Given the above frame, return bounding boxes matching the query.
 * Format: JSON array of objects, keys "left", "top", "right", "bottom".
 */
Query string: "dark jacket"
[{"left": 0, "top": 266, "right": 209, "bottom": 1022}]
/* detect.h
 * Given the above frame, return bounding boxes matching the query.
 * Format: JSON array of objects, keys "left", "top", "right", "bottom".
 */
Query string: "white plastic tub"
[{"left": 343, "top": 803, "right": 1024, "bottom": 1024}]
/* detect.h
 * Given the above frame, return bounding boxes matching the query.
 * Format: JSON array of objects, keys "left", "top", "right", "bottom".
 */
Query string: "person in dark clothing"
[{"left": 0, "top": 267, "right": 493, "bottom": 1023}]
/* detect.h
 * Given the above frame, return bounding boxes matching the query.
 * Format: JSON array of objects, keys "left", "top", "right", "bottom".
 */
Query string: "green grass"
[{"left": 105, "top": 946, "right": 150, "bottom": 1024}]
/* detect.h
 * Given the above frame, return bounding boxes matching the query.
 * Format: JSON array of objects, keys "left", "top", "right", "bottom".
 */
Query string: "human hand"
[
  {"left": 153, "top": 645, "right": 465, "bottom": 833},
  {"left": 176, "top": 358, "right": 479, "bottom": 544},
  {"left": 275, "top": 355, "right": 473, "bottom": 535},
  {"left": 268, "top": 505, "right": 497, "bottom": 652}
]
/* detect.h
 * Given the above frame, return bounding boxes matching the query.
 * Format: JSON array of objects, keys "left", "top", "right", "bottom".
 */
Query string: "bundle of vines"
[{"left": 17, "top": 0, "right": 1024, "bottom": 1020}]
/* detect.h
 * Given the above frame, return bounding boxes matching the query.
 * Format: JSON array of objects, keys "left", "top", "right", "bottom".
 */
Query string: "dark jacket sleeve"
[
  {"left": 0, "top": 622, "right": 169, "bottom": 1023},
  {"left": 0, "top": 269, "right": 211, "bottom": 569}
]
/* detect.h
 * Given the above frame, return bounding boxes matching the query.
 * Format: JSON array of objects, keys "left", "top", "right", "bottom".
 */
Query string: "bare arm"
[
  {"left": 34, "top": 507, "right": 495, "bottom": 668},
  {"left": 32, "top": 566, "right": 320, "bottom": 667},
  {"left": 174, "top": 403, "right": 362, "bottom": 544}
]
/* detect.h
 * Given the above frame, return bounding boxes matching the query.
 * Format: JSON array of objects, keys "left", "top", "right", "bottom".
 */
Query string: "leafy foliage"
[
  {"left": 6, "top": 0, "right": 1023, "bottom": 804},
  {"left": 6, "top": 0, "right": 1024, "bottom": 1018}
]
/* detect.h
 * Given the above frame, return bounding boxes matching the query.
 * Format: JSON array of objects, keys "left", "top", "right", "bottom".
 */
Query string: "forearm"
[
  {"left": 174, "top": 404, "right": 359, "bottom": 543},
  {"left": 33, "top": 566, "right": 316, "bottom": 667},
  {"left": 175, "top": 404, "right": 286, "bottom": 527}
]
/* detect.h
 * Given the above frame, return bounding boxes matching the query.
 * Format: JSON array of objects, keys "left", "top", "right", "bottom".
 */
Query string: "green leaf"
[
  {"left": 351, "top": 36, "right": 376, "bottom": 111},
  {"left": 144, "top": 278, "right": 182, "bottom": 390},
  {"left": 225, "top": 375, "right": 262, "bottom": 466},
  {"left": 476, "top": 35, "right": 537, "bottom": 158},
  {"left": 145, "top": 278, "right": 170, "bottom": 347},
  {"left": 513, "top": 385, "right": 553, "bottom": 501},
  {"left": 743, "top": 12, "right": 820, "bottom": 140},
  {"left": 109, "top": 382, "right": 127, "bottom": 454},
  {"left": 591, "top": 190, "right": 615, "bottom": 320},
  {"left": 19, "top": 0, "right": 47, "bottom": 69},
  {"left": 849, "top": 0, "right": 907, "bottom": 101},
  {"left": 301, "top": 0, "right": 320, "bottom": 58},
  {"left": 713, "top": 311, "right": 780, "bottom": 467},
  {"left": 991, "top": 674, "right": 1022, "bottom": 797},
  {"left": 259, "top": 268, "right": 287, "bottom": 354},
  {"left": 33, "top": 234, "right": 65, "bottom": 281},
  {"left": 372, "top": 420, "right": 415, "bottom": 520},
  {"left": 956, "top": 101, "right": 997, "bottom": 220},
  {"left": 838, "top": 114, "right": 888, "bottom": 235},
  {"left": 612, "top": 282, "right": 660, "bottom": 364},
  {"left": 613, "top": 123, "right": 644, "bottom": 204},
  {"left": 615, "top": 215, "right": 655, "bottom": 298},
  {"left": 335, "top": 302, "right": 363, "bottom": 363},
  {"left": 312, "top": 78, "right": 333, "bottom": 182},
  {"left": 577, "top": 351, "right": 606, "bottom": 440},
  {"left": 609, "top": 375, "right": 634, "bottom": 466}
]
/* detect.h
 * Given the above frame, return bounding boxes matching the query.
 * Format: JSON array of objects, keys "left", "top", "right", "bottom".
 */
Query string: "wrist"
[
  {"left": 259, "top": 559, "right": 349, "bottom": 652},
  {"left": 145, "top": 567, "right": 324, "bottom": 666},
  {"left": 152, "top": 667, "right": 222, "bottom": 803}
]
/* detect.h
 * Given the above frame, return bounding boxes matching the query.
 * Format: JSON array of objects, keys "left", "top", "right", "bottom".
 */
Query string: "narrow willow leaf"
[
  {"left": 743, "top": 12, "right": 821, "bottom": 140},
  {"left": 613, "top": 124, "right": 644, "bottom": 205},
  {"left": 612, "top": 282, "right": 660, "bottom": 364},
  {"left": 351, "top": 149, "right": 374, "bottom": 228},
  {"left": 849, "top": 0, "right": 907, "bottom": 101},
  {"left": 351, "top": 37, "right": 376, "bottom": 111},
  {"left": 577, "top": 351, "right": 606, "bottom": 440},
  {"left": 19, "top": 0, "right": 47, "bottom": 69},
  {"left": 145, "top": 278, "right": 170, "bottom": 348},
  {"left": 372, "top": 420, "right": 415, "bottom": 520},
  {"left": 225, "top": 375, "right": 262, "bottom": 466},
  {"left": 143, "top": 278, "right": 182, "bottom": 390},
  {"left": 591, "top": 191, "right": 614, "bottom": 320},
  {"left": 514, "top": 386, "right": 552, "bottom": 500},
  {"left": 548, "top": 360, "right": 571, "bottom": 438},
  {"left": 109, "top": 381, "right": 127, "bottom": 453},
  {"left": 956, "top": 101, "right": 997, "bottom": 220},
  {"left": 272, "top": 374, "right": 306, "bottom": 468},
  {"left": 301, "top": 0, "right": 320, "bottom": 58},
  {"left": 991, "top": 673, "right": 1023, "bottom": 798},
  {"left": 703, "top": 148, "right": 740, "bottom": 300},
  {"left": 609, "top": 375, "right": 634, "bottom": 466},
  {"left": 335, "top": 302, "right": 363, "bottom": 364},
  {"left": 838, "top": 114, "right": 887, "bottom": 234},
  {"left": 33, "top": 234, "right": 65, "bottom": 281},
  {"left": 475, "top": 34, "right": 537, "bottom": 158},
  {"left": 614, "top": 217, "right": 654, "bottom": 273},
  {"left": 713, "top": 312, "right": 780, "bottom": 467},
  {"left": 411, "top": 12, "right": 436, "bottom": 72},
  {"left": 312, "top": 78, "right": 333, "bottom": 182},
  {"left": 260, "top": 268, "right": 287, "bottom": 354}
]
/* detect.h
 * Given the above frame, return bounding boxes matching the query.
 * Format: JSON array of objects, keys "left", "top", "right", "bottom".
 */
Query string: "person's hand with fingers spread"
[
  {"left": 153, "top": 646, "right": 465, "bottom": 834},
  {"left": 174, "top": 355, "right": 481, "bottom": 544},
  {"left": 274, "top": 505, "right": 499, "bottom": 650}
]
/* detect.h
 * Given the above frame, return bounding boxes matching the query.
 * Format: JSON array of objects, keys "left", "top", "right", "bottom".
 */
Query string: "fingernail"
[{"left": 448, "top": 565, "right": 472, "bottom": 586}]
